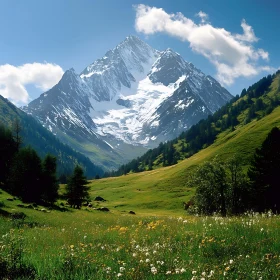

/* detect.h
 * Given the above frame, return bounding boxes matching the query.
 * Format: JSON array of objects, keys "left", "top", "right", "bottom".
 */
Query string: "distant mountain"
[
  {"left": 23, "top": 36, "right": 232, "bottom": 170},
  {"left": 0, "top": 95, "right": 103, "bottom": 178},
  {"left": 108, "top": 72, "right": 280, "bottom": 176}
]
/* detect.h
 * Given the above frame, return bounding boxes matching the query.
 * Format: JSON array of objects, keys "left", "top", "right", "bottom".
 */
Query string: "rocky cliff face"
[{"left": 23, "top": 36, "right": 232, "bottom": 170}]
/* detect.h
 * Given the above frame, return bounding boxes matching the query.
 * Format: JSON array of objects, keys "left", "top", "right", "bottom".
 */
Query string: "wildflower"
[
  {"left": 132, "top": 253, "right": 137, "bottom": 257},
  {"left": 140, "top": 260, "right": 143, "bottom": 263},
  {"left": 146, "top": 259, "right": 150, "bottom": 263},
  {"left": 229, "top": 259, "right": 234, "bottom": 264},
  {"left": 201, "top": 271, "right": 206, "bottom": 276},
  {"left": 117, "top": 273, "right": 122, "bottom": 277},
  {"left": 120, "top": 267, "right": 125, "bottom": 272},
  {"left": 181, "top": 268, "right": 186, "bottom": 273},
  {"left": 175, "top": 268, "right": 180, "bottom": 274},
  {"left": 166, "top": 271, "right": 172, "bottom": 275},
  {"left": 192, "top": 271, "right": 197, "bottom": 275},
  {"left": 151, "top": 267, "right": 157, "bottom": 274}
]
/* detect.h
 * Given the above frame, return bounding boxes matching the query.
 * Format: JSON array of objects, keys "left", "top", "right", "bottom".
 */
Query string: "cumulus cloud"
[
  {"left": 135, "top": 5, "right": 272, "bottom": 86},
  {"left": 0, "top": 63, "right": 64, "bottom": 106}
]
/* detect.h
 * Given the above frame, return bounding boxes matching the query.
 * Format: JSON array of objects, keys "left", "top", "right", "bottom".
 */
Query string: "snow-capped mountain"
[{"left": 23, "top": 36, "right": 232, "bottom": 170}]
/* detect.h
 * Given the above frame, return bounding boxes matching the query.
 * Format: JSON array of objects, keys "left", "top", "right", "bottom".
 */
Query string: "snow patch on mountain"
[{"left": 90, "top": 75, "right": 185, "bottom": 144}]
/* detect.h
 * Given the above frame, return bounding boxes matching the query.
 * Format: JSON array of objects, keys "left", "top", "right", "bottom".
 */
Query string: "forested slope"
[
  {"left": 108, "top": 71, "right": 280, "bottom": 176},
  {"left": 0, "top": 95, "right": 103, "bottom": 178}
]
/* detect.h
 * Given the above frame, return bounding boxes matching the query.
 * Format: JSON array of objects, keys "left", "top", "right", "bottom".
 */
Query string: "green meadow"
[
  {"left": 1, "top": 193, "right": 280, "bottom": 279},
  {"left": 1, "top": 95, "right": 280, "bottom": 279}
]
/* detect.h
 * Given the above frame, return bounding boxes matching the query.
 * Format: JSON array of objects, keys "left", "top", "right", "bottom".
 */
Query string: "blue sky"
[{"left": 0, "top": 0, "right": 279, "bottom": 105}]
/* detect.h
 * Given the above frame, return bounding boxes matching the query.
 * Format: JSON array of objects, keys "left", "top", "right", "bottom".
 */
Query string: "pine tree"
[
  {"left": 248, "top": 127, "right": 280, "bottom": 212},
  {"left": 9, "top": 147, "right": 42, "bottom": 202},
  {"left": 41, "top": 154, "right": 59, "bottom": 204},
  {"left": 0, "top": 124, "right": 17, "bottom": 185},
  {"left": 65, "top": 166, "right": 89, "bottom": 208}
]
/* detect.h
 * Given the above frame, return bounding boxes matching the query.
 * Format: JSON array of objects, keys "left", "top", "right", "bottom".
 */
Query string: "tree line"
[
  {"left": 0, "top": 123, "right": 90, "bottom": 207},
  {"left": 189, "top": 127, "right": 280, "bottom": 215},
  {"left": 107, "top": 71, "right": 280, "bottom": 177},
  {"left": 0, "top": 95, "right": 103, "bottom": 179}
]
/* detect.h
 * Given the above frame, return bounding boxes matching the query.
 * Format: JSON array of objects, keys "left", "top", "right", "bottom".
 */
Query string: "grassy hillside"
[
  {"left": 88, "top": 104, "right": 280, "bottom": 214},
  {"left": 109, "top": 72, "right": 280, "bottom": 176}
]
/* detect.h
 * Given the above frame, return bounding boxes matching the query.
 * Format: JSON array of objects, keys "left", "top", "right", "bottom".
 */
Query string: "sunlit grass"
[{"left": 1, "top": 203, "right": 280, "bottom": 279}]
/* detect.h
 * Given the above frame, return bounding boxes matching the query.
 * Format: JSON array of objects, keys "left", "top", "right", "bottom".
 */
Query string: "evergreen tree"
[
  {"left": 9, "top": 147, "right": 42, "bottom": 202},
  {"left": 0, "top": 124, "right": 17, "bottom": 184},
  {"left": 248, "top": 127, "right": 280, "bottom": 212},
  {"left": 41, "top": 154, "right": 59, "bottom": 204},
  {"left": 12, "top": 118, "right": 22, "bottom": 152},
  {"left": 65, "top": 165, "right": 89, "bottom": 208}
]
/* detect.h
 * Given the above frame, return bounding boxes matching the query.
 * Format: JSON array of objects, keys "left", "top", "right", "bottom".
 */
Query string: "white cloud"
[
  {"left": 0, "top": 62, "right": 64, "bottom": 106},
  {"left": 135, "top": 5, "right": 271, "bottom": 86},
  {"left": 196, "top": 11, "right": 208, "bottom": 24},
  {"left": 235, "top": 19, "right": 258, "bottom": 43}
]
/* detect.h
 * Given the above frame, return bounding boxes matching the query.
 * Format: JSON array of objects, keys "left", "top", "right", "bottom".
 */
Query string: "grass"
[
  {"left": 1, "top": 86, "right": 280, "bottom": 278},
  {"left": 1, "top": 195, "right": 280, "bottom": 279},
  {"left": 86, "top": 106, "right": 280, "bottom": 215}
]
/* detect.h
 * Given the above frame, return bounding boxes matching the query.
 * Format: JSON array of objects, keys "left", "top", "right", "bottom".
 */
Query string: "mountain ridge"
[
  {"left": 108, "top": 71, "right": 280, "bottom": 176},
  {"left": 23, "top": 35, "right": 232, "bottom": 170}
]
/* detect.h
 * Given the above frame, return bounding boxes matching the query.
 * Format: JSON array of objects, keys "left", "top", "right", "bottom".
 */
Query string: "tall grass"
[{"left": 1, "top": 209, "right": 280, "bottom": 279}]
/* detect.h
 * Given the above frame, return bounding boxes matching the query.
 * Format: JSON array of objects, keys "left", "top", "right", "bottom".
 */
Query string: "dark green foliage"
[
  {"left": 0, "top": 124, "right": 60, "bottom": 204},
  {"left": 65, "top": 166, "right": 90, "bottom": 209},
  {"left": 0, "top": 124, "right": 17, "bottom": 184},
  {"left": 9, "top": 147, "right": 43, "bottom": 203},
  {"left": 248, "top": 127, "right": 280, "bottom": 212},
  {"left": 59, "top": 173, "right": 68, "bottom": 184},
  {"left": 189, "top": 156, "right": 248, "bottom": 216},
  {"left": 190, "top": 157, "right": 227, "bottom": 216},
  {"left": 0, "top": 95, "right": 103, "bottom": 178},
  {"left": 108, "top": 72, "right": 279, "bottom": 177},
  {"left": 226, "top": 156, "right": 249, "bottom": 214},
  {"left": 41, "top": 154, "right": 59, "bottom": 204}
]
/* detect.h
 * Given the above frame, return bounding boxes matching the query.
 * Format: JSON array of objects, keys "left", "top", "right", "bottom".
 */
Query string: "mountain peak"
[{"left": 63, "top": 67, "right": 77, "bottom": 77}]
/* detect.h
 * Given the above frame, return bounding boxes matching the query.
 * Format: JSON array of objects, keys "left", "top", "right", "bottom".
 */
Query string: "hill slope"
[
  {"left": 0, "top": 95, "right": 103, "bottom": 178},
  {"left": 110, "top": 72, "right": 280, "bottom": 176},
  {"left": 88, "top": 73, "right": 280, "bottom": 213}
]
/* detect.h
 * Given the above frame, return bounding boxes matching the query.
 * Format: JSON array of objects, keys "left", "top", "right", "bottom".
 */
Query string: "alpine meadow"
[{"left": 1, "top": 1, "right": 280, "bottom": 279}]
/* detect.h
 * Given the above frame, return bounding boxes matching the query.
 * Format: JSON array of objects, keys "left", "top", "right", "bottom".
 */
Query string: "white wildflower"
[{"left": 151, "top": 267, "right": 157, "bottom": 274}]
